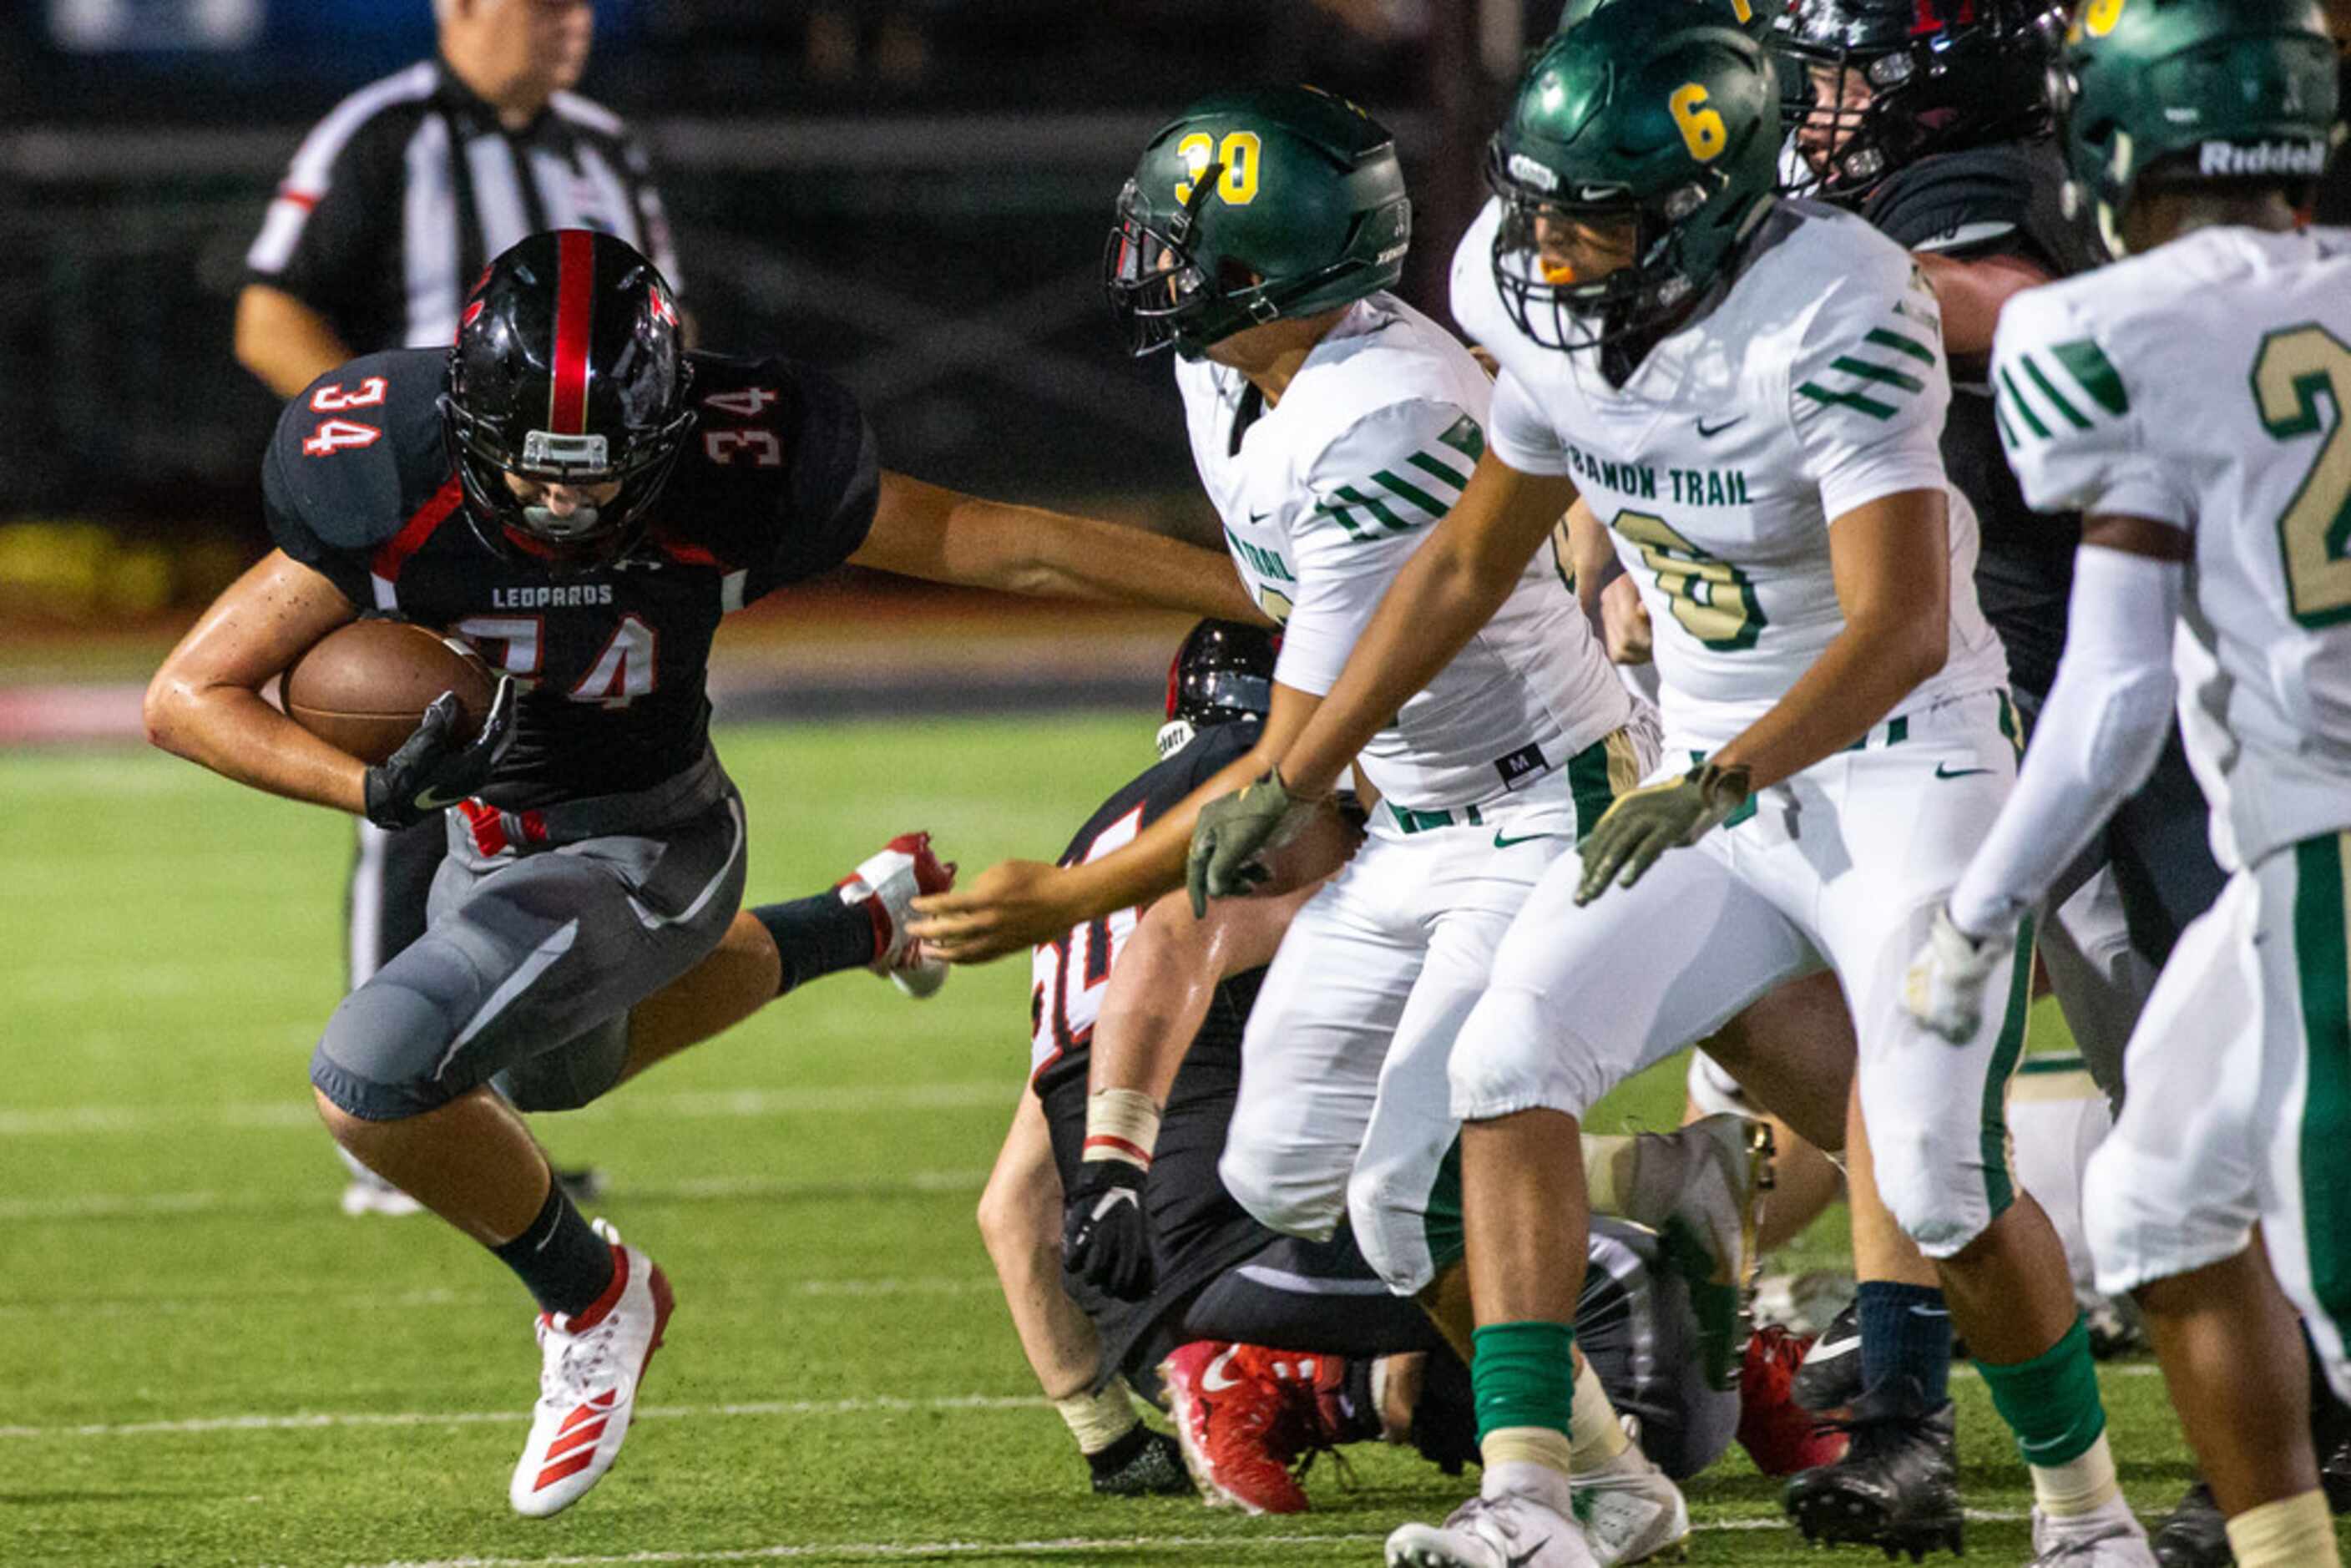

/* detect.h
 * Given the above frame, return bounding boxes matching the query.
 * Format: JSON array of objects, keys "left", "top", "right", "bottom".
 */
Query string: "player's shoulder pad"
[
  {"left": 1988, "top": 274, "right": 2149, "bottom": 510},
  {"left": 1291, "top": 299, "right": 1488, "bottom": 473},
  {"left": 658, "top": 351, "right": 877, "bottom": 564},
  {"left": 1863, "top": 144, "right": 2036, "bottom": 253},
  {"left": 1448, "top": 197, "right": 1511, "bottom": 346},
  {"left": 264, "top": 347, "right": 454, "bottom": 554},
  {"left": 1767, "top": 205, "right": 1949, "bottom": 423}
]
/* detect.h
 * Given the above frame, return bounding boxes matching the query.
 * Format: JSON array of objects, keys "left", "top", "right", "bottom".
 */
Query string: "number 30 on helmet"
[
  {"left": 441, "top": 229, "right": 697, "bottom": 568},
  {"left": 1104, "top": 84, "right": 1413, "bottom": 360}
]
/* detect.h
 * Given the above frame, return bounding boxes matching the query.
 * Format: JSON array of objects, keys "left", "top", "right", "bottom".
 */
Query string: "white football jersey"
[
  {"left": 1994, "top": 225, "right": 2351, "bottom": 872},
  {"left": 1464, "top": 200, "right": 2009, "bottom": 752},
  {"left": 1175, "top": 292, "right": 1633, "bottom": 812}
]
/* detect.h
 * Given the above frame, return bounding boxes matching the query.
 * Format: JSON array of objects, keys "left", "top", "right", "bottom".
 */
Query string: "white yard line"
[
  {"left": 0, "top": 1393, "right": 1044, "bottom": 1440},
  {"left": 0, "top": 1275, "right": 999, "bottom": 1318},
  {"left": 0, "top": 1168, "right": 990, "bottom": 1222},
  {"left": 0, "top": 1081, "right": 1011, "bottom": 1137},
  {"left": 328, "top": 1515, "right": 2040, "bottom": 1568}
]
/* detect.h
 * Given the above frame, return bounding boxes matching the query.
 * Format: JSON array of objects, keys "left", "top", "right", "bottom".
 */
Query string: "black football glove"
[
  {"left": 362, "top": 676, "right": 518, "bottom": 830},
  {"left": 1063, "top": 1160, "right": 1156, "bottom": 1302}
]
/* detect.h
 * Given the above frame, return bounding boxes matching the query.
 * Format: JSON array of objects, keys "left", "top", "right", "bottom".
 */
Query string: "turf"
[{"left": 0, "top": 715, "right": 2295, "bottom": 1565}]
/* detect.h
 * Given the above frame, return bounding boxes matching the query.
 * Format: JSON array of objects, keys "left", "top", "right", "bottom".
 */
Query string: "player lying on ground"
[
  {"left": 142, "top": 229, "right": 1267, "bottom": 1520},
  {"left": 978, "top": 622, "right": 1816, "bottom": 1511},
  {"left": 1901, "top": 5, "right": 2351, "bottom": 1566},
  {"left": 1183, "top": 8, "right": 2152, "bottom": 1565}
]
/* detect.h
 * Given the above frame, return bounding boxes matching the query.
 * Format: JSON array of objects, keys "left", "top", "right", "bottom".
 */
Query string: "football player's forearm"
[
  {"left": 1911, "top": 251, "right": 2048, "bottom": 360},
  {"left": 1947, "top": 546, "right": 2180, "bottom": 938},
  {"left": 1708, "top": 615, "right": 1945, "bottom": 792},
  {"left": 144, "top": 682, "right": 367, "bottom": 813},
  {"left": 233, "top": 285, "right": 354, "bottom": 400},
  {"left": 1089, "top": 902, "right": 1220, "bottom": 1106},
  {"left": 1013, "top": 512, "right": 1259, "bottom": 620}
]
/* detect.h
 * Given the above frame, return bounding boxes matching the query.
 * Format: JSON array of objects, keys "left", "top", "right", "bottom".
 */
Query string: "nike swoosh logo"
[
  {"left": 1934, "top": 764, "right": 1992, "bottom": 780},
  {"left": 1493, "top": 831, "right": 1556, "bottom": 849},
  {"left": 1201, "top": 1346, "right": 1245, "bottom": 1394},
  {"left": 1248, "top": 510, "right": 1271, "bottom": 524},
  {"left": 1505, "top": 1538, "right": 1552, "bottom": 1568},
  {"left": 1090, "top": 1188, "right": 1141, "bottom": 1221},
  {"left": 1696, "top": 416, "right": 1747, "bottom": 438},
  {"left": 414, "top": 787, "right": 467, "bottom": 810}
]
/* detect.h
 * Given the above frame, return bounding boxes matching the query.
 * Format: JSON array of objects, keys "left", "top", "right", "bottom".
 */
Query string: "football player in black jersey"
[
  {"left": 978, "top": 622, "right": 1757, "bottom": 1509},
  {"left": 1770, "top": 0, "right": 2235, "bottom": 1555},
  {"left": 143, "top": 230, "right": 1262, "bottom": 1519}
]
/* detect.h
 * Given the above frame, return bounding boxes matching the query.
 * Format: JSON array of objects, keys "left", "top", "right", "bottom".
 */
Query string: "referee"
[{"left": 235, "top": 0, "right": 675, "bottom": 1215}]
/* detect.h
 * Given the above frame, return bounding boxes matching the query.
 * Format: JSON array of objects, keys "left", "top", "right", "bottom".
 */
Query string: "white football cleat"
[
  {"left": 2029, "top": 1499, "right": 2158, "bottom": 1565},
  {"left": 508, "top": 1224, "right": 674, "bottom": 1518},
  {"left": 1388, "top": 1490, "right": 1602, "bottom": 1568},
  {"left": 837, "top": 831, "right": 956, "bottom": 999},
  {"left": 1573, "top": 1444, "right": 1691, "bottom": 1565}
]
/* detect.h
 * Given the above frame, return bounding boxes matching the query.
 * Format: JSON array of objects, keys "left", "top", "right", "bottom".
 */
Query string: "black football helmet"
[
  {"left": 1157, "top": 619, "right": 1278, "bottom": 760},
  {"left": 442, "top": 229, "right": 696, "bottom": 568},
  {"left": 1777, "top": 0, "right": 2065, "bottom": 201}
]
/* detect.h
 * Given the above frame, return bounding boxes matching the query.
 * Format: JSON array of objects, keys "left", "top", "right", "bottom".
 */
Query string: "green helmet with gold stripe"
[
  {"left": 2054, "top": 0, "right": 2341, "bottom": 254},
  {"left": 1105, "top": 85, "right": 1411, "bottom": 360},
  {"left": 1489, "top": 0, "right": 1781, "bottom": 353}
]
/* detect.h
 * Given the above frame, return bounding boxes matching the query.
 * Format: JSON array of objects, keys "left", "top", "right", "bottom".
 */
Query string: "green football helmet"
[
  {"left": 1105, "top": 85, "right": 1411, "bottom": 360},
  {"left": 2054, "top": 0, "right": 2342, "bottom": 254},
  {"left": 1557, "top": 0, "right": 1782, "bottom": 43},
  {"left": 1489, "top": 0, "right": 1781, "bottom": 353}
]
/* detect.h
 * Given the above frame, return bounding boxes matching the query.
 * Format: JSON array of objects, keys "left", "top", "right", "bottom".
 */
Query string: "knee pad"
[
  {"left": 1345, "top": 1171, "right": 1430, "bottom": 1295},
  {"left": 1447, "top": 991, "right": 1601, "bottom": 1123},
  {"left": 310, "top": 982, "right": 462, "bottom": 1121},
  {"left": 1216, "top": 1141, "right": 1343, "bottom": 1242},
  {"left": 1867, "top": 1119, "right": 1999, "bottom": 1260}
]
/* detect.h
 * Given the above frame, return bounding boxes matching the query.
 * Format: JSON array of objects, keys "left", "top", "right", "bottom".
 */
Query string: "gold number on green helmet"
[
  {"left": 2253, "top": 326, "right": 2351, "bottom": 628},
  {"left": 1175, "top": 130, "right": 1263, "bottom": 206},
  {"left": 1669, "top": 84, "right": 1728, "bottom": 164}
]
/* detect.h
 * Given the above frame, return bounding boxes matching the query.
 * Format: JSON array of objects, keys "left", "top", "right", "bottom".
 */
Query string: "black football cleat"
[
  {"left": 1088, "top": 1425, "right": 1192, "bottom": 1498},
  {"left": 1784, "top": 1376, "right": 1964, "bottom": 1561},
  {"left": 2323, "top": 1434, "right": 2351, "bottom": 1515},
  {"left": 2150, "top": 1479, "right": 2230, "bottom": 1568},
  {"left": 1792, "top": 1300, "right": 1865, "bottom": 1413}
]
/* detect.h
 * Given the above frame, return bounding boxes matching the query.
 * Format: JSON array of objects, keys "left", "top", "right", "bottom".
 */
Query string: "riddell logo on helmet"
[
  {"left": 2199, "top": 140, "right": 2328, "bottom": 178},
  {"left": 1508, "top": 153, "right": 1560, "bottom": 193}
]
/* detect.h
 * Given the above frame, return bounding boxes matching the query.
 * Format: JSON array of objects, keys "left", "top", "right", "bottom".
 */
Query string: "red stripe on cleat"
[
  {"left": 543, "top": 1419, "right": 609, "bottom": 1461},
  {"left": 533, "top": 1448, "right": 599, "bottom": 1491}
]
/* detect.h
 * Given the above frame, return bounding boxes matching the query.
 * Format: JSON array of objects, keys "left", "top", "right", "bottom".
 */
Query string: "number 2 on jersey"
[{"left": 2252, "top": 325, "right": 2351, "bottom": 628}]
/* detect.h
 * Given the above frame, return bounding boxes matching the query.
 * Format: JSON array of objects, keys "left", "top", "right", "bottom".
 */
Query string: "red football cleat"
[
  {"left": 1738, "top": 1324, "right": 1849, "bottom": 1476},
  {"left": 1160, "top": 1341, "right": 1309, "bottom": 1514}
]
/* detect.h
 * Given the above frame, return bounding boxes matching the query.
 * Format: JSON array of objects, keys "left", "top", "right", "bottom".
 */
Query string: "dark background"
[{"left": 0, "top": 0, "right": 1555, "bottom": 620}]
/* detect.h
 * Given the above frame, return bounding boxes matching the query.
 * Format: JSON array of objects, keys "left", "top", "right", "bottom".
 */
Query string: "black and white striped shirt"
[{"left": 245, "top": 56, "right": 681, "bottom": 356}]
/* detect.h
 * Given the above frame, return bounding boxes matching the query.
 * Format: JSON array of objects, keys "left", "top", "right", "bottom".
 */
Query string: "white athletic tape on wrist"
[{"left": 1083, "top": 1088, "right": 1161, "bottom": 1170}]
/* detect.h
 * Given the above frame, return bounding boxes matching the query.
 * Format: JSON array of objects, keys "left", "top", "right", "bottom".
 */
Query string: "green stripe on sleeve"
[
  {"left": 1994, "top": 394, "right": 2021, "bottom": 450},
  {"left": 1831, "top": 356, "right": 1928, "bottom": 395},
  {"left": 1312, "top": 500, "right": 1371, "bottom": 542},
  {"left": 2020, "top": 353, "right": 2092, "bottom": 431},
  {"left": 1797, "top": 382, "right": 1898, "bottom": 421},
  {"left": 1998, "top": 367, "right": 2053, "bottom": 439},
  {"left": 1371, "top": 468, "right": 1448, "bottom": 519},
  {"left": 1333, "top": 484, "right": 1408, "bottom": 534},
  {"left": 2052, "top": 337, "right": 2131, "bottom": 415},
  {"left": 1865, "top": 326, "right": 1938, "bottom": 366},
  {"left": 1407, "top": 448, "right": 1471, "bottom": 493}
]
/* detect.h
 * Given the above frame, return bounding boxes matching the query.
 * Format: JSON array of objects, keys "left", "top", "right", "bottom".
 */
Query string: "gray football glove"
[{"left": 1186, "top": 768, "right": 1318, "bottom": 917}]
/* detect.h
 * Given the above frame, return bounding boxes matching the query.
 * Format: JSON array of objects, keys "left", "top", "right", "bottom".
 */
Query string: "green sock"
[
  {"left": 1976, "top": 1315, "right": 2107, "bottom": 1467},
  {"left": 1472, "top": 1320, "right": 1576, "bottom": 1444}
]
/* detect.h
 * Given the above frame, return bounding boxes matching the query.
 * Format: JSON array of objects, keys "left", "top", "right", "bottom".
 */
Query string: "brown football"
[{"left": 280, "top": 620, "right": 496, "bottom": 766}]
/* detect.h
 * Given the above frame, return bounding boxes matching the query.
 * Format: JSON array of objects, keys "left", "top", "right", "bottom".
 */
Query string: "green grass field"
[{"left": 0, "top": 715, "right": 2291, "bottom": 1565}]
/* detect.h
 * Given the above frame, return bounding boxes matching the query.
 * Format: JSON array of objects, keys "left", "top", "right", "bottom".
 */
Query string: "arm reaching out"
[{"left": 857, "top": 472, "right": 1264, "bottom": 621}]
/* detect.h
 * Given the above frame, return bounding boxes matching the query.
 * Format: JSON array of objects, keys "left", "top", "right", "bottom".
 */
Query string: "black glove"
[
  {"left": 362, "top": 677, "right": 518, "bottom": 829},
  {"left": 1062, "top": 1160, "right": 1156, "bottom": 1302}
]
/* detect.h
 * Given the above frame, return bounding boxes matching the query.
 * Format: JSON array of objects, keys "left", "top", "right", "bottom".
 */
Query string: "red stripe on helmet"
[{"left": 549, "top": 230, "right": 595, "bottom": 436}]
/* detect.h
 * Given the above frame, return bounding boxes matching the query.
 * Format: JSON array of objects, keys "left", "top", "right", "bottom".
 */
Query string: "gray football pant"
[{"left": 310, "top": 788, "right": 746, "bottom": 1121}]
